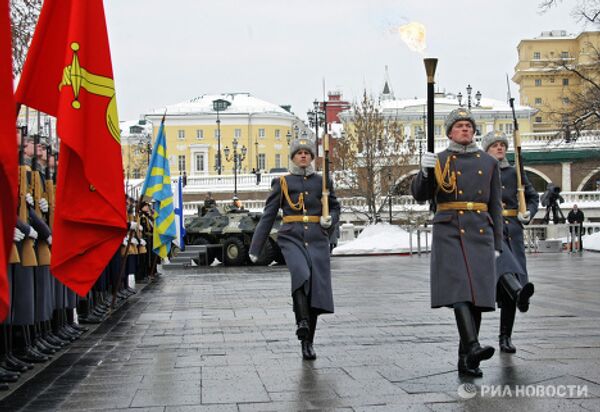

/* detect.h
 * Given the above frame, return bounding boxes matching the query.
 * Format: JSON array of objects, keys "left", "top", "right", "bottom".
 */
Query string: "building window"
[
  {"left": 550, "top": 77, "right": 555, "bottom": 83},
  {"left": 533, "top": 51, "right": 541, "bottom": 59},
  {"left": 434, "top": 125, "right": 442, "bottom": 136},
  {"left": 560, "top": 51, "right": 569, "bottom": 59},
  {"left": 196, "top": 129, "right": 204, "bottom": 139},
  {"left": 258, "top": 153, "right": 266, "bottom": 170},
  {"left": 178, "top": 155, "right": 186, "bottom": 172},
  {"left": 258, "top": 128, "right": 266, "bottom": 139},
  {"left": 535, "top": 116, "right": 543, "bottom": 123},
  {"left": 275, "top": 129, "right": 281, "bottom": 140},
  {"left": 275, "top": 154, "right": 281, "bottom": 168},
  {"left": 535, "top": 79, "right": 542, "bottom": 87},
  {"left": 235, "top": 128, "right": 242, "bottom": 138},
  {"left": 178, "top": 129, "right": 185, "bottom": 139},
  {"left": 562, "top": 78, "right": 569, "bottom": 86},
  {"left": 505, "top": 124, "right": 513, "bottom": 134},
  {"left": 535, "top": 97, "right": 542, "bottom": 105},
  {"left": 194, "top": 153, "right": 205, "bottom": 173}
]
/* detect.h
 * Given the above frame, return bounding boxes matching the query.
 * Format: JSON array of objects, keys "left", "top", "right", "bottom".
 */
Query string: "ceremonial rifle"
[
  {"left": 321, "top": 133, "right": 330, "bottom": 220},
  {"left": 45, "top": 122, "right": 55, "bottom": 228},
  {"left": 506, "top": 75, "right": 527, "bottom": 215}
]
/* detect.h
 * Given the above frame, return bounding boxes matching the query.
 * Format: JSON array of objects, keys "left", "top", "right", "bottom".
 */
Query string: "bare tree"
[
  {"left": 10, "top": 0, "right": 42, "bottom": 76},
  {"left": 335, "top": 91, "right": 414, "bottom": 223},
  {"left": 539, "top": 0, "right": 600, "bottom": 26}
]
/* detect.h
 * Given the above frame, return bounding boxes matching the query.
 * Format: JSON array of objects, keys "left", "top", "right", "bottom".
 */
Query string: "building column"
[{"left": 561, "top": 162, "right": 572, "bottom": 192}]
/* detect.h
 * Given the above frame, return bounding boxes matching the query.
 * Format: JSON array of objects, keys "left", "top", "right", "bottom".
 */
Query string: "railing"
[
  {"left": 523, "top": 222, "right": 600, "bottom": 252},
  {"left": 181, "top": 191, "right": 600, "bottom": 217},
  {"left": 183, "top": 172, "right": 286, "bottom": 194}
]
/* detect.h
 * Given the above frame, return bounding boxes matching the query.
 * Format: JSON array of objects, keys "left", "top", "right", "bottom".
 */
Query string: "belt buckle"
[
  {"left": 303, "top": 216, "right": 309, "bottom": 223},
  {"left": 466, "top": 202, "right": 474, "bottom": 211}
]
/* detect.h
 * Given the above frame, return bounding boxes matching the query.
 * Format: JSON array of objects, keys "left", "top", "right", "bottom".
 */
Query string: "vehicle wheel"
[
  {"left": 273, "top": 241, "right": 286, "bottom": 265},
  {"left": 223, "top": 236, "right": 247, "bottom": 266},
  {"left": 254, "top": 238, "right": 276, "bottom": 265}
]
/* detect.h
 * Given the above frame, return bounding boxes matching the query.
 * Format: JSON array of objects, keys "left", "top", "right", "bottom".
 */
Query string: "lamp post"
[
  {"left": 457, "top": 84, "right": 482, "bottom": 110},
  {"left": 307, "top": 100, "right": 325, "bottom": 169},
  {"left": 213, "top": 98, "right": 231, "bottom": 175},
  {"left": 224, "top": 139, "right": 247, "bottom": 196},
  {"left": 387, "top": 170, "right": 393, "bottom": 224}
]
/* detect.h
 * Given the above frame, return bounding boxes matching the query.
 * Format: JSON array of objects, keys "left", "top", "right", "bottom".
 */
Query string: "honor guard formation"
[{"left": 1, "top": 126, "right": 157, "bottom": 390}]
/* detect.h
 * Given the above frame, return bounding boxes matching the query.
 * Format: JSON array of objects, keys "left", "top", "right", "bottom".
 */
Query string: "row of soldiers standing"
[{"left": 0, "top": 126, "right": 156, "bottom": 390}]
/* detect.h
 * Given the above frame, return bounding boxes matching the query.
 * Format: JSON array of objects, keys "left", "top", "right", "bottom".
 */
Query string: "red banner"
[
  {"left": 0, "top": 0, "right": 17, "bottom": 322},
  {"left": 16, "top": 0, "right": 127, "bottom": 296}
]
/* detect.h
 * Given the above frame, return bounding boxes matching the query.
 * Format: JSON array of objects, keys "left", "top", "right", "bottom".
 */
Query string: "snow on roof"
[
  {"left": 148, "top": 93, "right": 293, "bottom": 117},
  {"left": 378, "top": 95, "right": 533, "bottom": 113},
  {"left": 119, "top": 119, "right": 152, "bottom": 137}
]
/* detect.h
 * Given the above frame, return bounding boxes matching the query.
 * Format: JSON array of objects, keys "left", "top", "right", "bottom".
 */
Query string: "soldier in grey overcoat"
[
  {"left": 411, "top": 108, "right": 503, "bottom": 377},
  {"left": 250, "top": 138, "right": 340, "bottom": 360},
  {"left": 483, "top": 131, "right": 538, "bottom": 354}
]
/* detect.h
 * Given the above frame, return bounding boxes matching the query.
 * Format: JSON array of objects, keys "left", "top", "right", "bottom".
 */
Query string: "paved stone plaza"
[{"left": 1, "top": 252, "right": 599, "bottom": 411}]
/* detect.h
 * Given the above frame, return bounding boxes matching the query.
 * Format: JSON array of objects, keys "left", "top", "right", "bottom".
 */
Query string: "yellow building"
[
  {"left": 120, "top": 119, "right": 153, "bottom": 179},
  {"left": 144, "top": 93, "right": 307, "bottom": 178},
  {"left": 513, "top": 30, "right": 600, "bottom": 132}
]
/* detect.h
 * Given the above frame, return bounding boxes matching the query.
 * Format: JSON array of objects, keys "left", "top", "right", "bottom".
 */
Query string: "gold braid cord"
[
  {"left": 280, "top": 176, "right": 305, "bottom": 211},
  {"left": 434, "top": 156, "right": 457, "bottom": 194}
]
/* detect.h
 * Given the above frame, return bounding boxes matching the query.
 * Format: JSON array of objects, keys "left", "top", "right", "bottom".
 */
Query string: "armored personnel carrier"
[{"left": 184, "top": 206, "right": 284, "bottom": 266}]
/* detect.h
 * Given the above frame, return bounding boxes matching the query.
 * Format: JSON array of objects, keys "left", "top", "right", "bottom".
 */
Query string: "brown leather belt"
[
  {"left": 502, "top": 209, "right": 518, "bottom": 217},
  {"left": 282, "top": 215, "right": 320, "bottom": 223},
  {"left": 437, "top": 201, "right": 488, "bottom": 212}
]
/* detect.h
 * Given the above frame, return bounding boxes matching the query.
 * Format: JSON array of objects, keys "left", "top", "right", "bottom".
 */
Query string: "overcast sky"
[{"left": 104, "top": 0, "right": 586, "bottom": 122}]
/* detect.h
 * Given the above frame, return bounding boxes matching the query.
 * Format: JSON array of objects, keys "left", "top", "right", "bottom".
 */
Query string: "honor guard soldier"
[
  {"left": 411, "top": 108, "right": 503, "bottom": 377},
  {"left": 249, "top": 138, "right": 340, "bottom": 360},
  {"left": 482, "top": 131, "right": 537, "bottom": 354}
]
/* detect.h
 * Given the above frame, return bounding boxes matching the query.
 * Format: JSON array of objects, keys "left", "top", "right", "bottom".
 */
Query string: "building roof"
[
  {"left": 147, "top": 93, "right": 293, "bottom": 117},
  {"left": 379, "top": 95, "right": 532, "bottom": 113}
]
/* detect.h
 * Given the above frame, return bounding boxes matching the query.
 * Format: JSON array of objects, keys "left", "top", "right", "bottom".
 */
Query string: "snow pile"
[
  {"left": 332, "top": 223, "right": 430, "bottom": 256},
  {"left": 584, "top": 231, "right": 600, "bottom": 252}
]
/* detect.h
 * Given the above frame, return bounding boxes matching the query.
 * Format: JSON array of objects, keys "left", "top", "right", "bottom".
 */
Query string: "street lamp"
[
  {"left": 457, "top": 84, "right": 482, "bottom": 110},
  {"left": 224, "top": 139, "right": 247, "bottom": 196},
  {"left": 213, "top": 98, "right": 231, "bottom": 175},
  {"left": 307, "top": 100, "right": 326, "bottom": 168}
]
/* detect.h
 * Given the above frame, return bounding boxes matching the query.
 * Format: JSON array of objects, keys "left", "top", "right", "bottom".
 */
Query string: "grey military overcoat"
[
  {"left": 496, "top": 165, "right": 539, "bottom": 289},
  {"left": 250, "top": 171, "right": 340, "bottom": 314},
  {"left": 412, "top": 147, "right": 503, "bottom": 311}
]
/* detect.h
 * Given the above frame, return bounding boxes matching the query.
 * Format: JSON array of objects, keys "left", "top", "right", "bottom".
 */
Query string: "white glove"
[
  {"left": 517, "top": 211, "right": 531, "bottom": 223},
  {"left": 122, "top": 236, "right": 129, "bottom": 246},
  {"left": 28, "top": 227, "right": 38, "bottom": 239},
  {"left": 25, "top": 193, "right": 34, "bottom": 207},
  {"left": 140, "top": 239, "right": 147, "bottom": 246},
  {"left": 320, "top": 216, "right": 332, "bottom": 229},
  {"left": 39, "top": 198, "right": 49, "bottom": 213},
  {"left": 249, "top": 254, "right": 258, "bottom": 263},
  {"left": 131, "top": 238, "right": 139, "bottom": 245},
  {"left": 129, "top": 221, "right": 139, "bottom": 231},
  {"left": 14, "top": 228, "right": 25, "bottom": 242},
  {"left": 47, "top": 235, "right": 52, "bottom": 245},
  {"left": 495, "top": 250, "right": 501, "bottom": 258},
  {"left": 421, "top": 152, "right": 438, "bottom": 177}
]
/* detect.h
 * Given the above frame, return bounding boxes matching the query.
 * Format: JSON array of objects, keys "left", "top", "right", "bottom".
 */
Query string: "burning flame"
[{"left": 398, "top": 22, "right": 426, "bottom": 54}]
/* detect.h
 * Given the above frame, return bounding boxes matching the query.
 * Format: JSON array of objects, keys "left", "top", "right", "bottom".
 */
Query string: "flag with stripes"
[
  {"left": 141, "top": 117, "right": 176, "bottom": 258},
  {"left": 172, "top": 176, "right": 186, "bottom": 251}
]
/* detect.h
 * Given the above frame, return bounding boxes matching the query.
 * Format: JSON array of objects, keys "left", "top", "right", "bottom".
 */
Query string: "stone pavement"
[{"left": 1, "top": 252, "right": 599, "bottom": 411}]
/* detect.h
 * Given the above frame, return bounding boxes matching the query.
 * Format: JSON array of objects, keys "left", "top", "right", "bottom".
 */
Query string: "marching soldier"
[
  {"left": 482, "top": 131, "right": 537, "bottom": 354},
  {"left": 249, "top": 138, "right": 340, "bottom": 360},
  {"left": 411, "top": 108, "right": 503, "bottom": 377}
]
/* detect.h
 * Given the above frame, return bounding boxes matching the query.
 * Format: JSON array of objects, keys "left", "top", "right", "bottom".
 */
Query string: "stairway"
[{"left": 162, "top": 245, "right": 204, "bottom": 270}]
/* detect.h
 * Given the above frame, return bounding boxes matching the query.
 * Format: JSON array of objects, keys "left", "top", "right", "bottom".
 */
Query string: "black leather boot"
[
  {"left": 454, "top": 303, "right": 494, "bottom": 371},
  {"left": 0, "top": 366, "right": 20, "bottom": 383},
  {"left": 292, "top": 288, "right": 310, "bottom": 341},
  {"left": 301, "top": 340, "right": 316, "bottom": 360},
  {"left": 458, "top": 342, "right": 483, "bottom": 377},
  {"left": 499, "top": 303, "right": 517, "bottom": 353},
  {"left": 499, "top": 273, "right": 534, "bottom": 313}
]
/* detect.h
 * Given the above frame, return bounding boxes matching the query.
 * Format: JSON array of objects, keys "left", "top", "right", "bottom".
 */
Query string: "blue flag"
[{"left": 141, "top": 118, "right": 176, "bottom": 258}]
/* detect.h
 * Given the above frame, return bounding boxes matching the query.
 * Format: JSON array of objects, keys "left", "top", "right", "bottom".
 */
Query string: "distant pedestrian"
[{"left": 567, "top": 204, "right": 585, "bottom": 250}]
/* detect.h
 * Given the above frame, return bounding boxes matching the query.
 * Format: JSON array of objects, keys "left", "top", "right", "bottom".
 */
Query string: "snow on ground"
[
  {"left": 585, "top": 231, "right": 600, "bottom": 252},
  {"left": 332, "top": 223, "right": 430, "bottom": 255}
]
